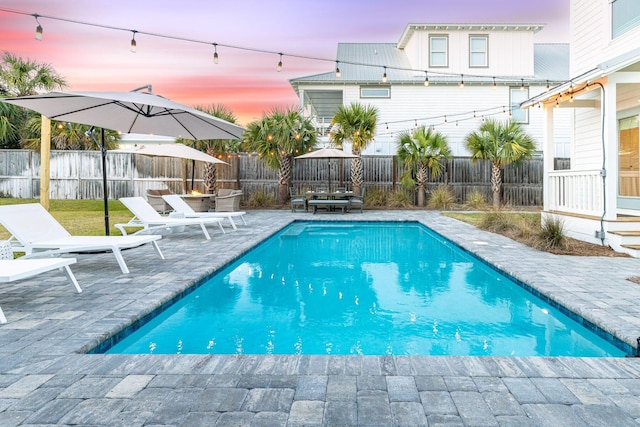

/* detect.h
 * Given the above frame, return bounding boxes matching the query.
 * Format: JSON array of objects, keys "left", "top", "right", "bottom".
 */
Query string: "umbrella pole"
[
  {"left": 191, "top": 159, "right": 195, "bottom": 192},
  {"left": 101, "top": 128, "right": 110, "bottom": 236}
]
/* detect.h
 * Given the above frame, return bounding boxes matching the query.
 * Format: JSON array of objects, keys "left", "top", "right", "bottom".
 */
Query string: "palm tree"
[
  {"left": 244, "top": 108, "right": 317, "bottom": 204},
  {"left": 22, "top": 119, "right": 120, "bottom": 151},
  {"left": 397, "top": 126, "right": 452, "bottom": 207},
  {"left": 465, "top": 119, "right": 536, "bottom": 210},
  {"left": 330, "top": 102, "right": 378, "bottom": 196},
  {"left": 179, "top": 104, "right": 240, "bottom": 194},
  {"left": 0, "top": 52, "right": 67, "bottom": 148}
]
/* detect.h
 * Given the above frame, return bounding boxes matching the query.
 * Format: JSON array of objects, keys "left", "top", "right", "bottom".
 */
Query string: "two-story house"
[
  {"left": 523, "top": 0, "right": 640, "bottom": 256},
  {"left": 290, "top": 23, "right": 570, "bottom": 157}
]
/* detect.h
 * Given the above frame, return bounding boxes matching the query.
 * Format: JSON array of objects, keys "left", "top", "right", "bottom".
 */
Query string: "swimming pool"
[{"left": 105, "top": 222, "right": 626, "bottom": 357}]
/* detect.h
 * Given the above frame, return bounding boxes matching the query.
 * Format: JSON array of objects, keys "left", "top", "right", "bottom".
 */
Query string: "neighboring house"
[
  {"left": 523, "top": 0, "right": 640, "bottom": 256},
  {"left": 290, "top": 23, "right": 570, "bottom": 157}
]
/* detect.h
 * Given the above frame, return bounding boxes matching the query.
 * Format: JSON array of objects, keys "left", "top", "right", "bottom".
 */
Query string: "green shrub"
[
  {"left": 478, "top": 210, "right": 515, "bottom": 233},
  {"left": 539, "top": 215, "right": 566, "bottom": 249},
  {"left": 364, "top": 187, "right": 387, "bottom": 207},
  {"left": 247, "top": 190, "right": 275, "bottom": 208},
  {"left": 464, "top": 190, "right": 487, "bottom": 210},
  {"left": 387, "top": 190, "right": 413, "bottom": 208},
  {"left": 427, "top": 185, "right": 456, "bottom": 210}
]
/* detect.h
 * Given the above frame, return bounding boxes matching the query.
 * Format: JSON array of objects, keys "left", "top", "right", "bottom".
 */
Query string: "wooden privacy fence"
[{"left": 0, "top": 149, "right": 569, "bottom": 206}]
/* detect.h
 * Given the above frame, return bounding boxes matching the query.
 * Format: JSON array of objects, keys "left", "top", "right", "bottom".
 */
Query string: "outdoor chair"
[
  {"left": 117, "top": 197, "right": 226, "bottom": 240},
  {"left": 0, "top": 240, "right": 81, "bottom": 324},
  {"left": 214, "top": 189, "right": 243, "bottom": 212},
  {"left": 290, "top": 187, "right": 307, "bottom": 212},
  {"left": 349, "top": 188, "right": 365, "bottom": 213},
  {"left": 146, "top": 188, "right": 173, "bottom": 213},
  {"left": 0, "top": 203, "right": 164, "bottom": 274},
  {"left": 162, "top": 194, "right": 247, "bottom": 230}
]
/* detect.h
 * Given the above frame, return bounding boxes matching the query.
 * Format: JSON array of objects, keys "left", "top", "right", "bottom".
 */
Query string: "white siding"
[
  {"left": 572, "top": 101, "right": 603, "bottom": 170},
  {"left": 337, "top": 83, "right": 564, "bottom": 157},
  {"left": 571, "top": 0, "right": 640, "bottom": 75},
  {"left": 405, "top": 30, "right": 535, "bottom": 76}
]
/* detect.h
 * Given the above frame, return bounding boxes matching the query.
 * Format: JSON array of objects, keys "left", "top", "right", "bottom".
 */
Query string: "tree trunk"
[
  {"left": 491, "top": 162, "right": 502, "bottom": 210},
  {"left": 204, "top": 148, "right": 217, "bottom": 194},
  {"left": 416, "top": 164, "right": 427, "bottom": 207},
  {"left": 278, "top": 154, "right": 292, "bottom": 204},
  {"left": 351, "top": 156, "right": 363, "bottom": 196}
]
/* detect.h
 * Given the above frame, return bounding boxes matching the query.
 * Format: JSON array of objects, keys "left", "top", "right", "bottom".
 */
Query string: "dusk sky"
[{"left": 1, "top": 0, "right": 570, "bottom": 125}]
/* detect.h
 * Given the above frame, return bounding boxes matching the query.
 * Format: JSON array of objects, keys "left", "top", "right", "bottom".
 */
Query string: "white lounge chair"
[
  {"left": 116, "top": 197, "right": 225, "bottom": 240},
  {"left": 0, "top": 203, "right": 164, "bottom": 274},
  {"left": 0, "top": 257, "right": 81, "bottom": 324},
  {"left": 162, "top": 194, "right": 247, "bottom": 230}
]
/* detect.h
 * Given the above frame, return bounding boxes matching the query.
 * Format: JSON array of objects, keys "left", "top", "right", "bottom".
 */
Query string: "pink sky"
[{"left": 0, "top": 0, "right": 570, "bottom": 125}]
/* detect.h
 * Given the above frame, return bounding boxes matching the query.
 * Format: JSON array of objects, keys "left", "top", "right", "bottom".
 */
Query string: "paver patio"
[{"left": 0, "top": 210, "right": 639, "bottom": 426}]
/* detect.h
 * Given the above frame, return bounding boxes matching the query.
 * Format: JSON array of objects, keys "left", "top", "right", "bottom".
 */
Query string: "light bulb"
[
  {"left": 382, "top": 67, "right": 387, "bottom": 83},
  {"left": 520, "top": 79, "right": 525, "bottom": 90},
  {"left": 459, "top": 75, "right": 464, "bottom": 88},
  {"left": 34, "top": 15, "right": 43, "bottom": 41},
  {"left": 424, "top": 71, "right": 429, "bottom": 87},
  {"left": 130, "top": 31, "right": 137, "bottom": 53},
  {"left": 335, "top": 62, "right": 341, "bottom": 78},
  {"left": 277, "top": 53, "right": 283, "bottom": 72},
  {"left": 213, "top": 43, "right": 219, "bottom": 64},
  {"left": 492, "top": 77, "right": 497, "bottom": 89}
]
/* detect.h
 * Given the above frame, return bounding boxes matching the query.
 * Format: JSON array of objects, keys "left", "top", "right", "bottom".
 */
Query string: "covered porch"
[{"left": 524, "top": 50, "right": 640, "bottom": 256}]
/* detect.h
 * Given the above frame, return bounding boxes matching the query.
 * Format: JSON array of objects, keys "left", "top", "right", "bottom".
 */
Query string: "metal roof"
[
  {"left": 290, "top": 42, "right": 570, "bottom": 90},
  {"left": 534, "top": 44, "right": 570, "bottom": 81}
]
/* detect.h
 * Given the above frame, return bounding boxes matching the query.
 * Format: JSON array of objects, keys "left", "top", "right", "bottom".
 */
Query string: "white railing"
[{"left": 548, "top": 169, "right": 603, "bottom": 216}]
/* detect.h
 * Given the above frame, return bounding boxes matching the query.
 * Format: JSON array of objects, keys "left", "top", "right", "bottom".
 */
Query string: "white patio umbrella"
[
  {"left": 114, "top": 143, "right": 229, "bottom": 165},
  {"left": 114, "top": 143, "right": 230, "bottom": 191},
  {"left": 1, "top": 87, "right": 245, "bottom": 234},
  {"left": 296, "top": 147, "right": 358, "bottom": 190}
]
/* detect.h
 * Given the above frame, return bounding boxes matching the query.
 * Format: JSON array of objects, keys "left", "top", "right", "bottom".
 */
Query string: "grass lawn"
[{"left": 0, "top": 198, "right": 138, "bottom": 239}]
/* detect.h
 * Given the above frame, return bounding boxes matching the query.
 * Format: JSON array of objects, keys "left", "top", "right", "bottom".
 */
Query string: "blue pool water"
[{"left": 105, "top": 222, "right": 626, "bottom": 356}]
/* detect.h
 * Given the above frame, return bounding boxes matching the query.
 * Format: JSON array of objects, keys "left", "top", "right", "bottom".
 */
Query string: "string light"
[
  {"left": 33, "top": 14, "right": 42, "bottom": 40},
  {"left": 277, "top": 53, "right": 283, "bottom": 72},
  {"left": 459, "top": 74, "right": 464, "bottom": 88},
  {"left": 5, "top": 7, "right": 572, "bottom": 89},
  {"left": 444, "top": 115, "right": 448, "bottom": 124},
  {"left": 213, "top": 43, "right": 219, "bottom": 64},
  {"left": 382, "top": 66, "right": 387, "bottom": 83},
  {"left": 546, "top": 80, "right": 550, "bottom": 91},
  {"left": 492, "top": 77, "right": 497, "bottom": 89},
  {"left": 130, "top": 30, "right": 137, "bottom": 53},
  {"left": 520, "top": 79, "right": 525, "bottom": 90},
  {"left": 335, "top": 61, "right": 341, "bottom": 78},
  {"left": 424, "top": 71, "right": 429, "bottom": 87}
]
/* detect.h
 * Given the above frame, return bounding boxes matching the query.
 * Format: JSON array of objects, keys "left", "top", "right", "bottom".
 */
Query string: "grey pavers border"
[{"left": 0, "top": 209, "right": 639, "bottom": 425}]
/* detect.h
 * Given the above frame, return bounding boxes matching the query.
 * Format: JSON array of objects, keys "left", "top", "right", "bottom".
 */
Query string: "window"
[
  {"left": 429, "top": 35, "right": 448, "bottom": 67},
  {"left": 612, "top": 0, "right": 640, "bottom": 38},
  {"left": 618, "top": 115, "right": 640, "bottom": 197},
  {"left": 360, "top": 87, "right": 390, "bottom": 98},
  {"left": 469, "top": 36, "right": 488, "bottom": 67},
  {"left": 510, "top": 87, "right": 529, "bottom": 123}
]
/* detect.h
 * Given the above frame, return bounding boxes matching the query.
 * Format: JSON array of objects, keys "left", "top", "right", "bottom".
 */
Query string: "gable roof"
[{"left": 397, "top": 23, "right": 544, "bottom": 49}]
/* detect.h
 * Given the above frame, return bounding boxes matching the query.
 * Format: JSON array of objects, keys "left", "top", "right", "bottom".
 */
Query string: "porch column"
[
  {"left": 542, "top": 104, "right": 554, "bottom": 211},
  {"left": 602, "top": 79, "right": 617, "bottom": 220}
]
